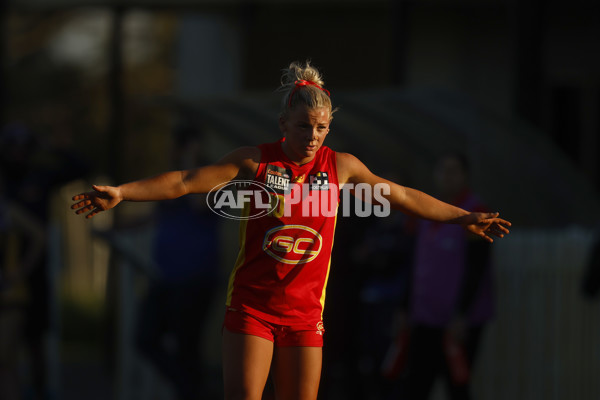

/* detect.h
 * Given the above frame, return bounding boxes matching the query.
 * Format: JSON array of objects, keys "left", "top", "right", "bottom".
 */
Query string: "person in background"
[
  {"left": 134, "top": 125, "right": 221, "bottom": 400},
  {"left": 390, "top": 153, "right": 495, "bottom": 400},
  {"left": 1, "top": 113, "right": 90, "bottom": 400},
  {"left": 0, "top": 172, "right": 46, "bottom": 400}
]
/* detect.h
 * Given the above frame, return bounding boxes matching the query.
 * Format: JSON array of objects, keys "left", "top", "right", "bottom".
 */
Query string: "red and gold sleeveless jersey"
[{"left": 226, "top": 138, "right": 339, "bottom": 326}]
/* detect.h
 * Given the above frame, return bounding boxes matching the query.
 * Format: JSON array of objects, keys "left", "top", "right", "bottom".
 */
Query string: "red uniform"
[{"left": 225, "top": 138, "right": 339, "bottom": 332}]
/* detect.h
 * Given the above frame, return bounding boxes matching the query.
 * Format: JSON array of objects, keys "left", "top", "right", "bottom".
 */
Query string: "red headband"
[{"left": 288, "top": 80, "right": 331, "bottom": 107}]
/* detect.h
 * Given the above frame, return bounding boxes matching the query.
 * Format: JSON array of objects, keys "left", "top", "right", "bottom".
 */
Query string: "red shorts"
[{"left": 223, "top": 308, "right": 324, "bottom": 347}]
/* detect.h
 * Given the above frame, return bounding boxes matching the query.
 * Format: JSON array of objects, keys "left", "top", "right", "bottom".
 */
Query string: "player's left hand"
[{"left": 460, "top": 212, "right": 511, "bottom": 243}]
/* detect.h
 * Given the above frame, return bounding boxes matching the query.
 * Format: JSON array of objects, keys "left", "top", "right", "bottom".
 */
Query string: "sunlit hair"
[{"left": 278, "top": 61, "right": 335, "bottom": 120}]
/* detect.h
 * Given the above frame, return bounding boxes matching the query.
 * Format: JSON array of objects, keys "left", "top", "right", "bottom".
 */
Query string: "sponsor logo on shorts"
[
  {"left": 262, "top": 225, "right": 323, "bottom": 265},
  {"left": 316, "top": 321, "right": 325, "bottom": 335}
]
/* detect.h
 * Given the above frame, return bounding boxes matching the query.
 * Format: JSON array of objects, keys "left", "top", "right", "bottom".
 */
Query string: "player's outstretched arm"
[
  {"left": 71, "top": 146, "right": 260, "bottom": 219},
  {"left": 336, "top": 152, "right": 511, "bottom": 242}
]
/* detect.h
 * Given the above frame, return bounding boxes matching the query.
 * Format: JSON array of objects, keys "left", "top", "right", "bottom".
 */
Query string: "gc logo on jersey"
[
  {"left": 309, "top": 171, "right": 329, "bottom": 190},
  {"left": 262, "top": 225, "right": 323, "bottom": 265}
]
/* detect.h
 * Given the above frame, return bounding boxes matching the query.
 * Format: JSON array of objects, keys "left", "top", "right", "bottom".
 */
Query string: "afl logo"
[
  {"left": 207, "top": 180, "right": 278, "bottom": 220},
  {"left": 262, "top": 225, "right": 323, "bottom": 265}
]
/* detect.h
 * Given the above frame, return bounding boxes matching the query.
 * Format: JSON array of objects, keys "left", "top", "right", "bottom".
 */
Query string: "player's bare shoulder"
[
  {"left": 335, "top": 151, "right": 368, "bottom": 185},
  {"left": 218, "top": 146, "right": 261, "bottom": 180}
]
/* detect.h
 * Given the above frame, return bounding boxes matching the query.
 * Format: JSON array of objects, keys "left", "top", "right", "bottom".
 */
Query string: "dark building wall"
[{"left": 240, "top": 4, "right": 396, "bottom": 91}]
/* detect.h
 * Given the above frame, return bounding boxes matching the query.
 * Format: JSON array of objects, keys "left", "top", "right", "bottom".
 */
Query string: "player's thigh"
[
  {"left": 222, "top": 328, "right": 274, "bottom": 400},
  {"left": 271, "top": 346, "right": 322, "bottom": 400}
]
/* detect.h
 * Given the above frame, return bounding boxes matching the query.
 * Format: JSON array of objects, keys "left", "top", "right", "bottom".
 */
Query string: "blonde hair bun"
[{"left": 279, "top": 61, "right": 333, "bottom": 118}]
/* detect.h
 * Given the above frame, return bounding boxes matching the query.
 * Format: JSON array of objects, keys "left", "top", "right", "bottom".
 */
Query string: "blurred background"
[{"left": 1, "top": 0, "right": 599, "bottom": 399}]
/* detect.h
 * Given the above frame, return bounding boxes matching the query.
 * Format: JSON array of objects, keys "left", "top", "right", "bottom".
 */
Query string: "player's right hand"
[{"left": 71, "top": 184, "right": 122, "bottom": 219}]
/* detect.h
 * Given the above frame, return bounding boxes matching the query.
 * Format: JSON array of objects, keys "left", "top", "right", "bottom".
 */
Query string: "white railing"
[{"left": 473, "top": 227, "right": 600, "bottom": 400}]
